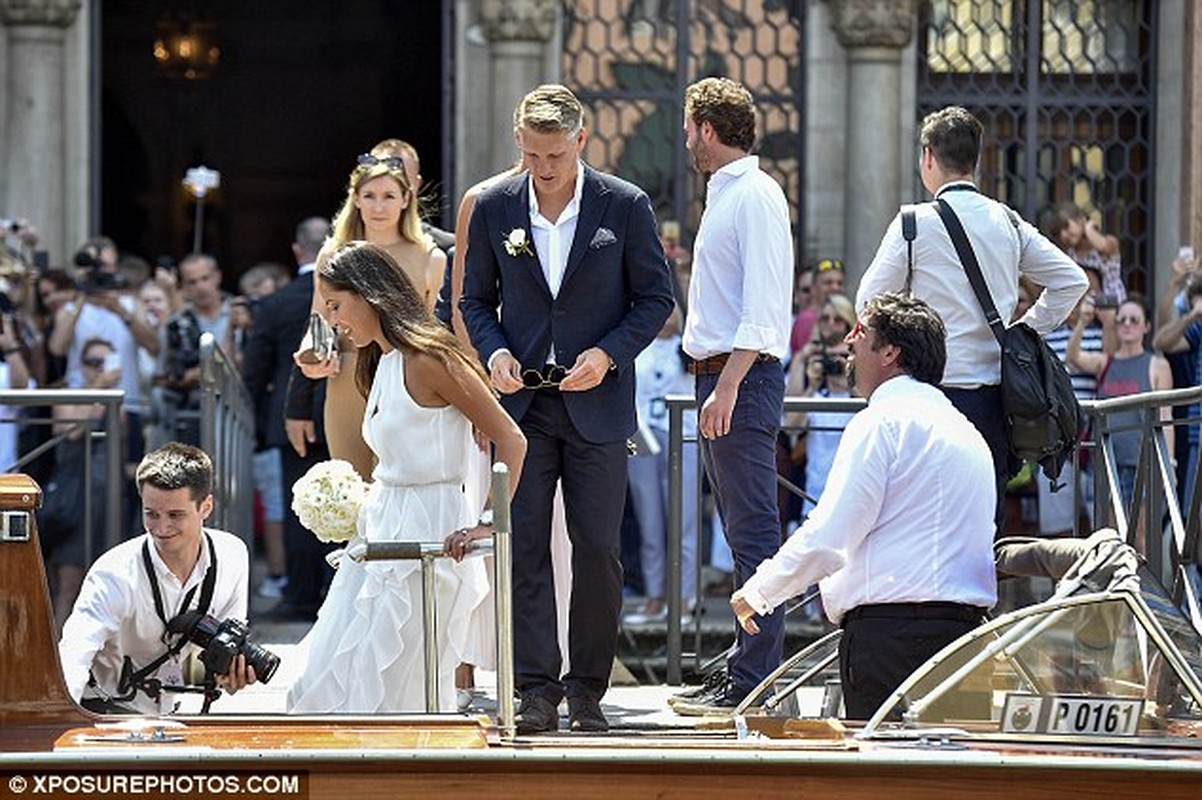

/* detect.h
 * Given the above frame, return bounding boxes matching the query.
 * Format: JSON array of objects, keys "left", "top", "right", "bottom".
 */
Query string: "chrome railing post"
[
  {"left": 198, "top": 333, "right": 255, "bottom": 547},
  {"left": 104, "top": 399, "right": 123, "bottom": 549},
  {"left": 492, "top": 463, "right": 516, "bottom": 739},
  {"left": 421, "top": 553, "right": 440, "bottom": 712},
  {"left": 665, "top": 396, "right": 685, "bottom": 685}
]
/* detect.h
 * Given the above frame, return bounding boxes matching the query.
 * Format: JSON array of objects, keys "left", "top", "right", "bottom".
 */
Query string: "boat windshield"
[{"left": 860, "top": 547, "right": 1202, "bottom": 741}]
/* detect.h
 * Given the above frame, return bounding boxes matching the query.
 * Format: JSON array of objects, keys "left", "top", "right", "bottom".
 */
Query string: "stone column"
[
  {"left": 479, "top": 0, "right": 557, "bottom": 173},
  {"left": 0, "top": 0, "right": 81, "bottom": 265},
  {"left": 829, "top": 0, "right": 915, "bottom": 288}
]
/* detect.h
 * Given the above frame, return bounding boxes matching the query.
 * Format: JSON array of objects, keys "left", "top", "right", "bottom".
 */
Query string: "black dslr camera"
[
  {"left": 74, "top": 248, "right": 127, "bottom": 293},
  {"left": 820, "top": 353, "right": 844, "bottom": 376},
  {"left": 168, "top": 610, "right": 280, "bottom": 683}
]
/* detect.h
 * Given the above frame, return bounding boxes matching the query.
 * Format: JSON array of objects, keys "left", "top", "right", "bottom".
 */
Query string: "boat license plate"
[{"left": 1001, "top": 694, "right": 1143, "bottom": 737}]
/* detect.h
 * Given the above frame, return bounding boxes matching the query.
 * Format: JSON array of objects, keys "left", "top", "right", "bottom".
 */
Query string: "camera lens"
[
  {"left": 169, "top": 611, "right": 280, "bottom": 683},
  {"left": 242, "top": 641, "right": 280, "bottom": 683}
]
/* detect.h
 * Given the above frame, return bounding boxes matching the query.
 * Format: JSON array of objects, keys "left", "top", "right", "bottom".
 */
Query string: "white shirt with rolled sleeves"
[
  {"left": 856, "top": 182, "right": 1088, "bottom": 388},
  {"left": 739, "top": 376, "right": 998, "bottom": 625},
  {"left": 58, "top": 527, "right": 249, "bottom": 715},
  {"left": 682, "top": 155, "right": 792, "bottom": 361}
]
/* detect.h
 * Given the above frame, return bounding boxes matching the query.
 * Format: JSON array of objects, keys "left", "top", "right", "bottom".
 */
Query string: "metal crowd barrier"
[
  {"left": 1080, "top": 386, "right": 1202, "bottom": 603},
  {"left": 0, "top": 388, "right": 124, "bottom": 559},
  {"left": 0, "top": 333, "right": 252, "bottom": 567},
  {"left": 662, "top": 387, "right": 1202, "bottom": 685},
  {"left": 198, "top": 332, "right": 255, "bottom": 546}
]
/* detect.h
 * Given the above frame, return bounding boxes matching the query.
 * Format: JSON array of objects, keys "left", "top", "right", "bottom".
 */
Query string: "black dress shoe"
[
  {"left": 568, "top": 696, "right": 609, "bottom": 733},
  {"left": 515, "top": 695, "right": 559, "bottom": 734}
]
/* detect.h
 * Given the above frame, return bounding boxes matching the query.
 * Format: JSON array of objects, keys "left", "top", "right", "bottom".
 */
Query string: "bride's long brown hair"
[{"left": 317, "top": 242, "right": 489, "bottom": 399}]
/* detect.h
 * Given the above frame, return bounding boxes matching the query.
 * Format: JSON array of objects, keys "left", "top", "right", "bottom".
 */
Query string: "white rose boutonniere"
[
  {"left": 503, "top": 228, "right": 534, "bottom": 258},
  {"left": 291, "top": 459, "right": 368, "bottom": 543}
]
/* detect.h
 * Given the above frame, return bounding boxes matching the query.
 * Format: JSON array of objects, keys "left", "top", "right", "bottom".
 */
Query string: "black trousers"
[
  {"left": 280, "top": 441, "right": 333, "bottom": 613},
  {"left": 838, "top": 603, "right": 984, "bottom": 721},
  {"left": 512, "top": 390, "right": 628, "bottom": 704}
]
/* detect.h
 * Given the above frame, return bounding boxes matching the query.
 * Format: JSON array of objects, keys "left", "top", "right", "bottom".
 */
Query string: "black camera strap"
[
  {"left": 142, "top": 531, "right": 218, "bottom": 640},
  {"left": 98, "top": 533, "right": 219, "bottom": 706}
]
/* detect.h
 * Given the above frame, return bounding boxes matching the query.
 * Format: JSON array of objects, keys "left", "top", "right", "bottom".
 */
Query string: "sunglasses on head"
[
  {"left": 849, "top": 319, "right": 873, "bottom": 340},
  {"left": 522, "top": 365, "right": 567, "bottom": 390},
  {"left": 816, "top": 259, "right": 844, "bottom": 273},
  {"left": 357, "top": 153, "right": 405, "bottom": 172}
]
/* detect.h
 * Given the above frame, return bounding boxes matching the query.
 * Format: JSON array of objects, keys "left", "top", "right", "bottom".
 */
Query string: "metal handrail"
[
  {"left": 199, "top": 333, "right": 255, "bottom": 546},
  {"left": 339, "top": 464, "right": 515, "bottom": 734},
  {"left": 663, "top": 385, "right": 1202, "bottom": 684},
  {"left": 0, "top": 334, "right": 253, "bottom": 567},
  {"left": 0, "top": 388, "right": 123, "bottom": 556}
]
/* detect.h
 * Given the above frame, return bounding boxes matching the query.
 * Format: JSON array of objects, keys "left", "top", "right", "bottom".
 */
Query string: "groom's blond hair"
[{"left": 513, "top": 84, "right": 585, "bottom": 137}]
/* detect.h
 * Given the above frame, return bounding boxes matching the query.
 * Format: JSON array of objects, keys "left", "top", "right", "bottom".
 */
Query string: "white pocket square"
[{"left": 588, "top": 227, "right": 617, "bottom": 249}]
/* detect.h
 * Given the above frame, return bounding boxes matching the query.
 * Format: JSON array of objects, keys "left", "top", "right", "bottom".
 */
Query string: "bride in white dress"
[{"left": 287, "top": 241, "right": 526, "bottom": 713}]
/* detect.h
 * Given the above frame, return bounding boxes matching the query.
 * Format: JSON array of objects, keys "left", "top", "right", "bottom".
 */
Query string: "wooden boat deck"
[{"left": 6, "top": 474, "right": 1202, "bottom": 798}]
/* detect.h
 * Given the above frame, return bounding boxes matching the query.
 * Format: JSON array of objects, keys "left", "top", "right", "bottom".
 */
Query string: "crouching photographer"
[{"left": 58, "top": 442, "right": 274, "bottom": 715}]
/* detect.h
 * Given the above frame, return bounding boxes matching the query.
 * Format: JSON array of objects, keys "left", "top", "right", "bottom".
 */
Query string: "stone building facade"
[{"left": 2, "top": 1, "right": 1200, "bottom": 301}]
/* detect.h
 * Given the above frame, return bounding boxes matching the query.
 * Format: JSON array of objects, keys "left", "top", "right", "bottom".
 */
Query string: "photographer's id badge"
[{"left": 158, "top": 661, "right": 184, "bottom": 715}]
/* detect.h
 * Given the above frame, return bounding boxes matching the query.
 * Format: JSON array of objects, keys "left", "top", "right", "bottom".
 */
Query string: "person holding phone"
[
  {"left": 1070, "top": 294, "right": 1171, "bottom": 513},
  {"left": 1046, "top": 203, "right": 1125, "bottom": 304}
]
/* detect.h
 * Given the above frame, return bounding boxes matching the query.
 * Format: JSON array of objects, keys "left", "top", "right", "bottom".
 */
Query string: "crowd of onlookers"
[
  {"left": 0, "top": 223, "right": 294, "bottom": 628},
  {"left": 2, "top": 195, "right": 1194, "bottom": 635}
]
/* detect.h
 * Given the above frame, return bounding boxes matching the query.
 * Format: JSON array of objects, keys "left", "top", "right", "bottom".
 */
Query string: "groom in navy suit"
[{"left": 462, "top": 84, "right": 674, "bottom": 734}]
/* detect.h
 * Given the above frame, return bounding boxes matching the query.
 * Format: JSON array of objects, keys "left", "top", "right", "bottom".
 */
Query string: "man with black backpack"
[{"left": 857, "top": 106, "right": 1088, "bottom": 533}]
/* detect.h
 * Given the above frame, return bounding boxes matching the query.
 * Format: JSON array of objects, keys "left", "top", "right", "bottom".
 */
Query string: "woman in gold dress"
[{"left": 298, "top": 141, "right": 446, "bottom": 479}]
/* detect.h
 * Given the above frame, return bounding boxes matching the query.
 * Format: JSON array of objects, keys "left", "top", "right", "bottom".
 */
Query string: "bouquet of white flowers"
[{"left": 291, "top": 459, "right": 367, "bottom": 543}]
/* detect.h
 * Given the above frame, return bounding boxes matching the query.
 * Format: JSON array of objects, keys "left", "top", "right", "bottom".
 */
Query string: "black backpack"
[{"left": 901, "top": 201, "right": 1081, "bottom": 483}]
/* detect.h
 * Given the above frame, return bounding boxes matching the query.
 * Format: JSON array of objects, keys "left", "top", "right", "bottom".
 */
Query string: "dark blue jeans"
[{"left": 696, "top": 361, "right": 786, "bottom": 693}]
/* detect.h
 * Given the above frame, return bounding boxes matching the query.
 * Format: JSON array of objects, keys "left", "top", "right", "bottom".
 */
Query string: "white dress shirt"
[
  {"left": 58, "top": 528, "right": 249, "bottom": 714},
  {"left": 682, "top": 155, "right": 793, "bottom": 361},
  {"left": 530, "top": 166, "right": 584, "bottom": 365},
  {"left": 488, "top": 166, "right": 586, "bottom": 370},
  {"left": 740, "top": 376, "right": 998, "bottom": 624},
  {"left": 857, "top": 182, "right": 1087, "bottom": 387},
  {"left": 528, "top": 165, "right": 584, "bottom": 300}
]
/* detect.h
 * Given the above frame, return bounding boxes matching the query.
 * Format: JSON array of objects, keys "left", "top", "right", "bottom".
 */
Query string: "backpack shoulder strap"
[
  {"left": 1003, "top": 206, "right": 1022, "bottom": 229},
  {"left": 901, "top": 205, "right": 917, "bottom": 241},
  {"left": 901, "top": 205, "right": 918, "bottom": 294}
]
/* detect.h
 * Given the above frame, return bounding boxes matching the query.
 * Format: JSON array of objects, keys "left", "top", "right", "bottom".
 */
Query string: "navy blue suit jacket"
[{"left": 461, "top": 166, "right": 674, "bottom": 444}]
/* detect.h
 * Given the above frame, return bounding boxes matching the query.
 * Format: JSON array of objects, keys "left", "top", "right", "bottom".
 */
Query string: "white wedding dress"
[{"left": 287, "top": 348, "right": 488, "bottom": 713}]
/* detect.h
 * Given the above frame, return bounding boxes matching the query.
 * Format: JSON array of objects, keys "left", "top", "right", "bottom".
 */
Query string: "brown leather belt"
[{"left": 687, "top": 352, "right": 780, "bottom": 376}]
